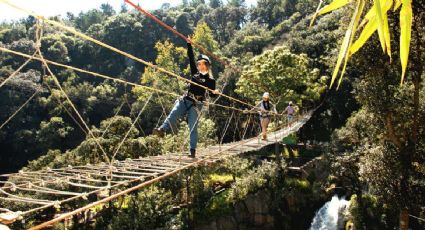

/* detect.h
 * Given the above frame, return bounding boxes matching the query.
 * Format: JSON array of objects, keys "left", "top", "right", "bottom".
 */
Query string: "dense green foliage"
[
  {"left": 0, "top": 0, "right": 337, "bottom": 174},
  {"left": 1, "top": 0, "right": 423, "bottom": 229},
  {"left": 329, "top": 3, "right": 425, "bottom": 228}
]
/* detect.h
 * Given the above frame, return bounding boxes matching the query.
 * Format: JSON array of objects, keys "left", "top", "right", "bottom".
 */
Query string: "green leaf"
[{"left": 399, "top": 0, "right": 412, "bottom": 84}]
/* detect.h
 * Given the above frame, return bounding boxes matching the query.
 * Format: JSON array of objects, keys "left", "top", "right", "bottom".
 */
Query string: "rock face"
[
  {"left": 196, "top": 156, "right": 328, "bottom": 230},
  {"left": 197, "top": 190, "right": 274, "bottom": 230}
]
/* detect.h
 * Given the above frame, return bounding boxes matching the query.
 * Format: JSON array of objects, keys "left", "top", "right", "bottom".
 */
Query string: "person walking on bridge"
[
  {"left": 247, "top": 92, "right": 277, "bottom": 140},
  {"left": 153, "top": 36, "right": 219, "bottom": 158},
  {"left": 283, "top": 101, "right": 295, "bottom": 127}
]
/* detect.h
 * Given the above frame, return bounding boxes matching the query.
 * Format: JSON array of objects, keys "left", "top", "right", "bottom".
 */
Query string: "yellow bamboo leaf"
[
  {"left": 394, "top": 0, "right": 402, "bottom": 11},
  {"left": 310, "top": 0, "right": 324, "bottom": 27},
  {"left": 318, "top": 0, "right": 351, "bottom": 15},
  {"left": 351, "top": 18, "right": 378, "bottom": 55},
  {"left": 337, "top": 0, "right": 365, "bottom": 89},
  {"left": 400, "top": 0, "right": 412, "bottom": 84},
  {"left": 359, "top": 0, "right": 391, "bottom": 27},
  {"left": 354, "top": 0, "right": 392, "bottom": 56},
  {"left": 383, "top": 0, "right": 393, "bottom": 60},
  {"left": 330, "top": 30, "right": 352, "bottom": 87},
  {"left": 330, "top": 0, "right": 364, "bottom": 88},
  {"left": 363, "top": 8, "right": 376, "bottom": 22},
  {"left": 374, "top": 0, "right": 387, "bottom": 53}
]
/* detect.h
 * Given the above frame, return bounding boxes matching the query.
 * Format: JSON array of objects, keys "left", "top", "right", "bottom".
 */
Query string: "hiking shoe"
[
  {"left": 152, "top": 128, "right": 165, "bottom": 137},
  {"left": 188, "top": 149, "right": 196, "bottom": 158}
]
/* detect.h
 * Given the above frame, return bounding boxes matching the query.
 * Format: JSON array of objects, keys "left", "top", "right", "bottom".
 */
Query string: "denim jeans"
[{"left": 160, "top": 98, "right": 203, "bottom": 150}]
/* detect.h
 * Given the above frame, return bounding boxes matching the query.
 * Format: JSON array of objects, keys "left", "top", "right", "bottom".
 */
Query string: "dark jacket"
[{"left": 185, "top": 42, "right": 216, "bottom": 101}]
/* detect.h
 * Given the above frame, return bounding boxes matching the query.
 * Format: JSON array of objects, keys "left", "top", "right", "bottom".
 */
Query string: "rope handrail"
[
  {"left": 0, "top": 0, "right": 258, "bottom": 111},
  {"left": 0, "top": 46, "right": 263, "bottom": 115}
]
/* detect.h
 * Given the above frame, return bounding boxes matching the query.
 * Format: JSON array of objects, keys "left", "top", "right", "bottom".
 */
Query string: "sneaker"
[
  {"left": 188, "top": 149, "right": 196, "bottom": 158},
  {"left": 152, "top": 128, "right": 165, "bottom": 137}
]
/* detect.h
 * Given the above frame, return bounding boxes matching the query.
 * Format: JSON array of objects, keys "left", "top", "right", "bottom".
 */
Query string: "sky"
[{"left": 0, "top": 0, "right": 258, "bottom": 22}]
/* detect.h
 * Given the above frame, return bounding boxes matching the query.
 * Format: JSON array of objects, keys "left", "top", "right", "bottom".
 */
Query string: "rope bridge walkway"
[
  {"left": 0, "top": 112, "right": 313, "bottom": 229},
  {"left": 0, "top": 1, "right": 320, "bottom": 229}
]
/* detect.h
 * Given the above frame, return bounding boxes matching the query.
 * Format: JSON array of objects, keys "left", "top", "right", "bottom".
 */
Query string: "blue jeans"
[{"left": 160, "top": 98, "right": 203, "bottom": 150}]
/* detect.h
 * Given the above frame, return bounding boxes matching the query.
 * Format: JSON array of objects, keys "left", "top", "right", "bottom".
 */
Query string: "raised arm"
[{"left": 187, "top": 42, "right": 197, "bottom": 75}]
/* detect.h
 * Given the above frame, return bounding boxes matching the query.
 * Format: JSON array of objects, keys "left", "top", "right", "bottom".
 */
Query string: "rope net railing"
[
  {"left": 0, "top": 1, "right": 321, "bottom": 229},
  {"left": 0, "top": 0, "right": 264, "bottom": 112},
  {"left": 0, "top": 111, "right": 313, "bottom": 229}
]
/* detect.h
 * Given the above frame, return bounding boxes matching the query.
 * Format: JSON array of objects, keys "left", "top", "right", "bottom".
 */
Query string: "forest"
[{"left": 0, "top": 0, "right": 424, "bottom": 229}]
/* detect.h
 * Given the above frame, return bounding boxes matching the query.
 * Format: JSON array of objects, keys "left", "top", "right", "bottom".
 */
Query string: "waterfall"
[{"left": 309, "top": 195, "right": 350, "bottom": 230}]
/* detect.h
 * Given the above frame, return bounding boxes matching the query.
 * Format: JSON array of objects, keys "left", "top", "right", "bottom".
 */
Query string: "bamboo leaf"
[
  {"left": 400, "top": 0, "right": 412, "bottom": 84},
  {"left": 350, "top": 18, "right": 378, "bottom": 55},
  {"left": 383, "top": 0, "right": 393, "bottom": 61},
  {"left": 310, "top": 0, "right": 324, "bottom": 27},
  {"left": 330, "top": 0, "right": 364, "bottom": 88},
  {"left": 353, "top": 0, "right": 392, "bottom": 56},
  {"left": 318, "top": 0, "right": 351, "bottom": 15},
  {"left": 359, "top": 0, "right": 391, "bottom": 27},
  {"left": 337, "top": 0, "right": 365, "bottom": 89},
  {"left": 394, "top": 0, "right": 402, "bottom": 11},
  {"left": 374, "top": 0, "right": 387, "bottom": 53}
]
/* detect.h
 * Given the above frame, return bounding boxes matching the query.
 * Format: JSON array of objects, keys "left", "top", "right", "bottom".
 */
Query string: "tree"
[
  {"left": 250, "top": 0, "right": 295, "bottom": 28},
  {"left": 135, "top": 40, "right": 186, "bottom": 103},
  {"left": 209, "top": 0, "right": 222, "bottom": 8},
  {"left": 204, "top": 5, "right": 247, "bottom": 44},
  {"left": 101, "top": 186, "right": 175, "bottom": 229},
  {"left": 333, "top": 37, "right": 425, "bottom": 228},
  {"left": 74, "top": 9, "right": 105, "bottom": 32},
  {"left": 120, "top": 3, "right": 128, "bottom": 13},
  {"left": 40, "top": 34, "right": 70, "bottom": 63},
  {"left": 224, "top": 21, "right": 272, "bottom": 57},
  {"left": 227, "top": 0, "right": 245, "bottom": 8},
  {"left": 0, "top": 23, "right": 27, "bottom": 44},
  {"left": 175, "top": 12, "right": 193, "bottom": 38},
  {"left": 312, "top": 1, "right": 425, "bottom": 226},
  {"left": 236, "top": 46, "right": 328, "bottom": 110},
  {"left": 36, "top": 117, "right": 73, "bottom": 150},
  {"left": 182, "top": 0, "right": 189, "bottom": 7},
  {"left": 191, "top": 21, "right": 219, "bottom": 54},
  {"left": 100, "top": 3, "right": 116, "bottom": 17},
  {"left": 190, "top": 0, "right": 206, "bottom": 8}
]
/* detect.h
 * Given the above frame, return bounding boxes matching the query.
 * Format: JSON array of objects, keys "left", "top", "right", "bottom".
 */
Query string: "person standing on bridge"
[
  {"left": 246, "top": 92, "right": 277, "bottom": 140},
  {"left": 153, "top": 36, "right": 219, "bottom": 158},
  {"left": 282, "top": 101, "right": 295, "bottom": 127}
]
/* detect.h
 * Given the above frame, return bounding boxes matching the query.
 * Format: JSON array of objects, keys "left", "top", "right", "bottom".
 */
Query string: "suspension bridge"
[
  {"left": 0, "top": 112, "right": 313, "bottom": 229},
  {"left": 0, "top": 0, "right": 323, "bottom": 228}
]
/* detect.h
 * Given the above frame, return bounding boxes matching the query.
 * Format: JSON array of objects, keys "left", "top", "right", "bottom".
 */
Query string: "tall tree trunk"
[
  {"left": 399, "top": 209, "right": 409, "bottom": 230},
  {"left": 399, "top": 9, "right": 423, "bottom": 229}
]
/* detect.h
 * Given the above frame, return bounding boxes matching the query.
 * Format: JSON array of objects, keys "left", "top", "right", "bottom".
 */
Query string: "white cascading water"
[{"left": 309, "top": 195, "right": 350, "bottom": 230}]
